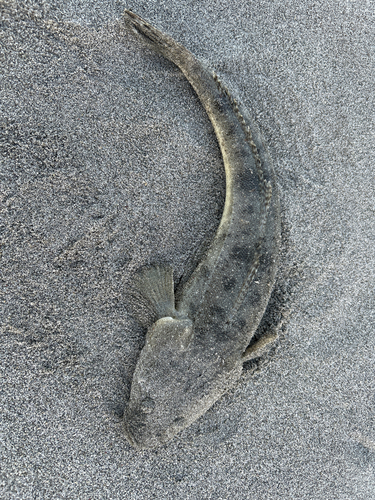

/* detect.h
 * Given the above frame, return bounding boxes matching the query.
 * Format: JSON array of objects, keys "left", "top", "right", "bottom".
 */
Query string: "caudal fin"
[{"left": 123, "top": 10, "right": 186, "bottom": 65}]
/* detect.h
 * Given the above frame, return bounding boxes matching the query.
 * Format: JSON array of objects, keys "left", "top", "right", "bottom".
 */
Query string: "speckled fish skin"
[{"left": 123, "top": 10, "right": 281, "bottom": 450}]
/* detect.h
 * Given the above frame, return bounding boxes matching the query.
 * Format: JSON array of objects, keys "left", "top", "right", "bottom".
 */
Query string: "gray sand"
[{"left": 1, "top": 1, "right": 375, "bottom": 498}]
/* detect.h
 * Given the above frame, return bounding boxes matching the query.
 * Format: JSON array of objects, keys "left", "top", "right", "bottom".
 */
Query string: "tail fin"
[
  {"left": 123, "top": 10, "right": 186, "bottom": 65},
  {"left": 133, "top": 265, "right": 176, "bottom": 319}
]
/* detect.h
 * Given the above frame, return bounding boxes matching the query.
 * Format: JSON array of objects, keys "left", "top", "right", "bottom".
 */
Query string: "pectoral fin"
[
  {"left": 242, "top": 332, "right": 278, "bottom": 362},
  {"left": 133, "top": 265, "right": 176, "bottom": 319}
]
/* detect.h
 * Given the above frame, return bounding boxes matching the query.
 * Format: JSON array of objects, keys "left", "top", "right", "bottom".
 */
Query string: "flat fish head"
[
  {"left": 124, "top": 317, "right": 241, "bottom": 449},
  {"left": 124, "top": 317, "right": 196, "bottom": 449}
]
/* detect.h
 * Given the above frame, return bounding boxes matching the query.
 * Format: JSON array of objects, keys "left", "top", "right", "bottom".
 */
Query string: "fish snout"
[{"left": 123, "top": 401, "right": 169, "bottom": 450}]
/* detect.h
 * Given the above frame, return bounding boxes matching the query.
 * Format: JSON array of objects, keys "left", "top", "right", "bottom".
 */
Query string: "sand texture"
[{"left": 1, "top": 1, "right": 375, "bottom": 498}]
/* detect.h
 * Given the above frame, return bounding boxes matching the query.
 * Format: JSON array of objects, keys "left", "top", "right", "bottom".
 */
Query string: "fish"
[{"left": 122, "top": 10, "right": 281, "bottom": 449}]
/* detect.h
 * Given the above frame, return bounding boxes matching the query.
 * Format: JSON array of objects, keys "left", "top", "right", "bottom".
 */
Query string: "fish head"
[
  {"left": 124, "top": 316, "right": 240, "bottom": 449},
  {"left": 124, "top": 316, "right": 197, "bottom": 449}
]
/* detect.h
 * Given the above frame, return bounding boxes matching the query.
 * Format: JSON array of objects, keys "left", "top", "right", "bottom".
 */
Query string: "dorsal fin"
[{"left": 133, "top": 265, "right": 176, "bottom": 319}]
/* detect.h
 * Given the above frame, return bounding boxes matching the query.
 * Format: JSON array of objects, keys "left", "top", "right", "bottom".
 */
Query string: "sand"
[{"left": 1, "top": 1, "right": 375, "bottom": 498}]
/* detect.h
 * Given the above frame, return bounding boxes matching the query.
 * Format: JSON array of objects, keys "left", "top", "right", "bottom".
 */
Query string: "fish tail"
[{"left": 123, "top": 10, "right": 187, "bottom": 65}]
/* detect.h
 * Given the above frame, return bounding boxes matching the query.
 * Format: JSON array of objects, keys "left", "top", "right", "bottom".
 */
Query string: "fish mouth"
[
  {"left": 123, "top": 405, "right": 165, "bottom": 450},
  {"left": 123, "top": 426, "right": 139, "bottom": 449},
  {"left": 124, "top": 416, "right": 189, "bottom": 450},
  {"left": 123, "top": 421, "right": 166, "bottom": 450},
  {"left": 123, "top": 406, "right": 146, "bottom": 450},
  {"left": 123, "top": 421, "right": 150, "bottom": 450},
  {"left": 124, "top": 431, "right": 150, "bottom": 450}
]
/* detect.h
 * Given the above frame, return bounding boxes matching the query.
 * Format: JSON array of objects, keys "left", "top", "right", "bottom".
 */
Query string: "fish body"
[{"left": 123, "top": 10, "right": 280, "bottom": 449}]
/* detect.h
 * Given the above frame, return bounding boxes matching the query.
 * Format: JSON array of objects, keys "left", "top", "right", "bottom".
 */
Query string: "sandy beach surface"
[{"left": 1, "top": 1, "right": 375, "bottom": 498}]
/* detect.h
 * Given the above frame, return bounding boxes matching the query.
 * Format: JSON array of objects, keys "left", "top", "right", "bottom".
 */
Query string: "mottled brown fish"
[{"left": 123, "top": 10, "right": 280, "bottom": 449}]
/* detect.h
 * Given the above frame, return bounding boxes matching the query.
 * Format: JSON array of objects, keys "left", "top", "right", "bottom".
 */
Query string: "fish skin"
[{"left": 123, "top": 10, "right": 281, "bottom": 450}]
